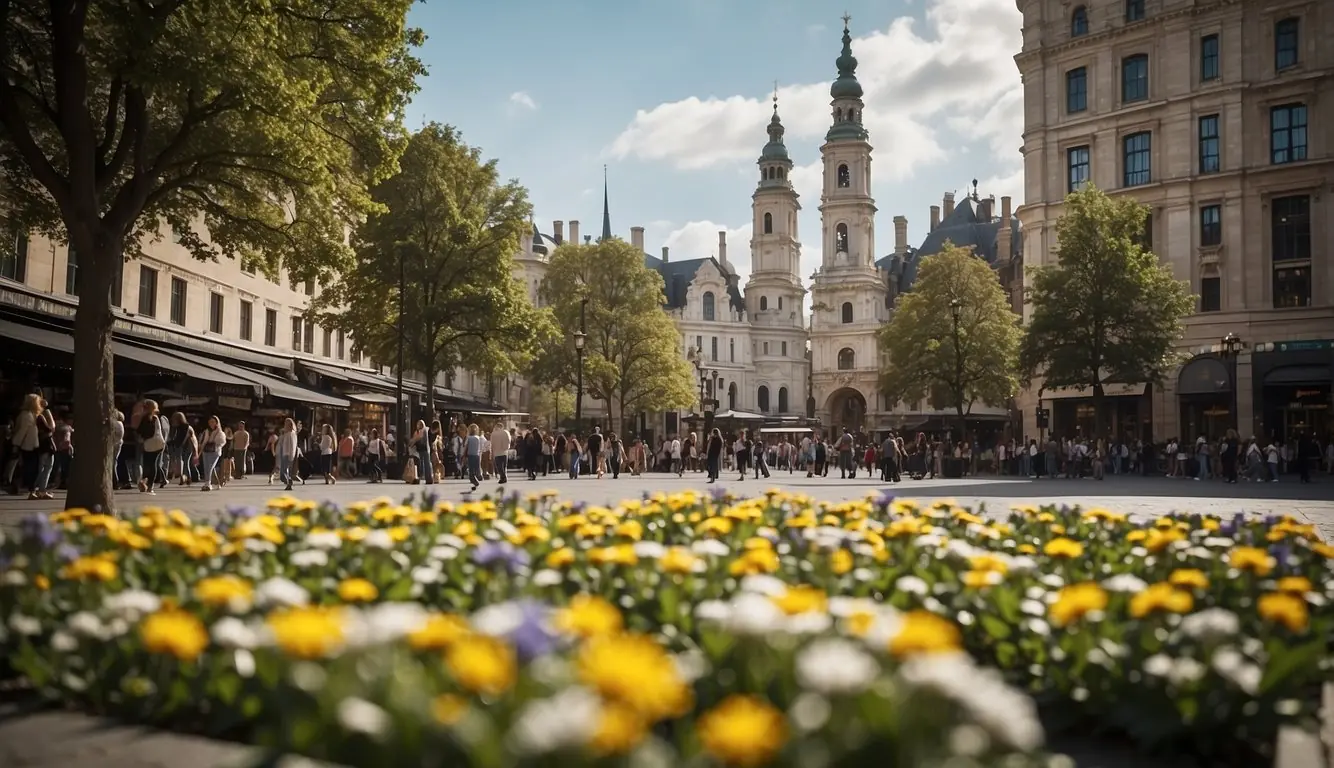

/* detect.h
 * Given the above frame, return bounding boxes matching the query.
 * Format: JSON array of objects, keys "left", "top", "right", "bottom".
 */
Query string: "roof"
[
  {"left": 642, "top": 253, "right": 745, "bottom": 314},
  {"left": 875, "top": 195, "right": 1022, "bottom": 296},
  {"left": 529, "top": 223, "right": 560, "bottom": 256}
]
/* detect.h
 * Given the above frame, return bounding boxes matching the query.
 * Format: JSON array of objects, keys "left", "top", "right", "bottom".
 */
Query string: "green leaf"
[
  {"left": 980, "top": 613, "right": 1013, "bottom": 640},
  {"left": 1259, "top": 637, "right": 1326, "bottom": 694}
]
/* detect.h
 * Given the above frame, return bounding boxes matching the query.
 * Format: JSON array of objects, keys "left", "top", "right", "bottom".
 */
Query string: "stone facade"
[{"left": 1014, "top": 0, "right": 1334, "bottom": 443}]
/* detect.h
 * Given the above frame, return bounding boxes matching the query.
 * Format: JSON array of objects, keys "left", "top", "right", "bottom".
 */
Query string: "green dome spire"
[
  {"left": 830, "top": 14, "right": 863, "bottom": 100},
  {"left": 759, "top": 87, "right": 789, "bottom": 161}
]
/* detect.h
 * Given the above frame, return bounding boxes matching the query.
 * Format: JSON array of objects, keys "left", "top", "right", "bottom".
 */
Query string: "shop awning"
[
  {"left": 715, "top": 409, "right": 767, "bottom": 420},
  {"left": 1040, "top": 382, "right": 1147, "bottom": 399},
  {"left": 113, "top": 342, "right": 262, "bottom": 396},
  {"left": 346, "top": 391, "right": 398, "bottom": 405},
  {"left": 230, "top": 367, "right": 350, "bottom": 408},
  {"left": 298, "top": 360, "right": 424, "bottom": 394},
  {"left": 0, "top": 317, "right": 74, "bottom": 352}
]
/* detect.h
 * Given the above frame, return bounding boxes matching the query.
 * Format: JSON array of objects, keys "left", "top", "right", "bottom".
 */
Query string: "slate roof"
[
  {"left": 642, "top": 253, "right": 746, "bottom": 314},
  {"left": 875, "top": 195, "right": 1022, "bottom": 297}
]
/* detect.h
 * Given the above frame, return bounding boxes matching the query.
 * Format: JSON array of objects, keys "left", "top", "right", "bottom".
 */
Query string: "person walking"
[
  {"left": 464, "top": 423, "right": 482, "bottom": 490},
  {"left": 490, "top": 422, "right": 511, "bottom": 485},
  {"left": 275, "top": 418, "right": 299, "bottom": 491},
  {"left": 198, "top": 415, "right": 228, "bottom": 491},
  {"left": 706, "top": 428, "right": 724, "bottom": 483}
]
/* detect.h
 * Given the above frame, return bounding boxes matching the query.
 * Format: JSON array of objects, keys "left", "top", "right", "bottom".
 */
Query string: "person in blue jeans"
[{"left": 464, "top": 423, "right": 482, "bottom": 490}]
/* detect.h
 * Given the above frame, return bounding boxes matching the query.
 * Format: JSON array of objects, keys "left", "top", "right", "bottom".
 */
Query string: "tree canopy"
[
  {"left": 878, "top": 242, "right": 1020, "bottom": 435},
  {"left": 1019, "top": 185, "right": 1194, "bottom": 435},
  {"left": 312, "top": 123, "right": 555, "bottom": 418},
  {"left": 531, "top": 239, "right": 696, "bottom": 434},
  {"left": 0, "top": 0, "right": 423, "bottom": 510}
]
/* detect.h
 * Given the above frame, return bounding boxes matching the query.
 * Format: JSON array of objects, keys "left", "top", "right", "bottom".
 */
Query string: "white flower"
[
  {"left": 1212, "top": 647, "right": 1261, "bottom": 695},
  {"left": 8, "top": 613, "right": 41, "bottom": 636},
  {"left": 303, "top": 531, "right": 343, "bottom": 550},
  {"left": 1179, "top": 608, "right": 1240, "bottom": 640},
  {"left": 212, "top": 617, "right": 263, "bottom": 649},
  {"left": 1168, "top": 658, "right": 1206, "bottom": 685},
  {"left": 1102, "top": 574, "right": 1148, "bottom": 593},
  {"left": 337, "top": 697, "right": 390, "bottom": 738},
  {"left": 789, "top": 692, "right": 832, "bottom": 733},
  {"left": 290, "top": 549, "right": 329, "bottom": 568},
  {"left": 739, "top": 574, "right": 786, "bottom": 596},
  {"left": 632, "top": 541, "right": 665, "bottom": 559},
  {"left": 1143, "top": 654, "right": 1173, "bottom": 678},
  {"left": 895, "top": 575, "right": 929, "bottom": 595},
  {"left": 1203, "top": 537, "right": 1235, "bottom": 549},
  {"left": 786, "top": 612, "right": 833, "bottom": 635},
  {"left": 363, "top": 530, "right": 394, "bottom": 550},
  {"left": 244, "top": 539, "right": 276, "bottom": 554},
  {"left": 2, "top": 570, "right": 26, "bottom": 586},
  {"left": 507, "top": 687, "right": 602, "bottom": 756},
  {"left": 725, "top": 593, "right": 788, "bottom": 636},
  {"left": 1020, "top": 599, "right": 1046, "bottom": 617},
  {"left": 411, "top": 565, "right": 442, "bottom": 584},
  {"left": 428, "top": 545, "right": 460, "bottom": 561},
  {"left": 67, "top": 611, "right": 106, "bottom": 639},
  {"left": 353, "top": 604, "right": 427, "bottom": 645},
  {"left": 434, "top": 534, "right": 467, "bottom": 549},
  {"left": 690, "top": 539, "right": 730, "bottom": 557},
  {"left": 1039, "top": 573, "right": 1065, "bottom": 589},
  {"left": 949, "top": 724, "right": 991, "bottom": 757},
  {"left": 255, "top": 577, "right": 309, "bottom": 608},
  {"left": 51, "top": 631, "right": 79, "bottom": 652},
  {"left": 531, "top": 569, "right": 562, "bottom": 588},
  {"left": 795, "top": 638, "right": 879, "bottom": 695},
  {"left": 899, "top": 652, "right": 1044, "bottom": 752},
  {"left": 104, "top": 589, "right": 163, "bottom": 618},
  {"left": 674, "top": 650, "right": 709, "bottom": 683}
]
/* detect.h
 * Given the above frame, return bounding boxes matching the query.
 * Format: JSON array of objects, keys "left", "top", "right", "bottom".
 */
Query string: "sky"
[{"left": 405, "top": 0, "right": 1025, "bottom": 287}]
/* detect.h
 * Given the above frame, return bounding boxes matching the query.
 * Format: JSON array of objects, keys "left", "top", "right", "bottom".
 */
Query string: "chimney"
[
  {"left": 930, "top": 205, "right": 940, "bottom": 231},
  {"left": 630, "top": 226, "right": 645, "bottom": 252},
  {"left": 661, "top": 245, "right": 670, "bottom": 263},
  {"left": 718, "top": 230, "right": 728, "bottom": 265},
  {"left": 943, "top": 192, "right": 955, "bottom": 218},
  {"left": 553, "top": 220, "right": 564, "bottom": 244},
  {"left": 569, "top": 220, "right": 580, "bottom": 245},
  {"left": 893, "top": 216, "right": 908, "bottom": 255},
  {"left": 1001, "top": 195, "right": 1012, "bottom": 222}
]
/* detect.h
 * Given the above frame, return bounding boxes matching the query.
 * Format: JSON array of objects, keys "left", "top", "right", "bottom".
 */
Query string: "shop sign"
[
  {"left": 1276, "top": 340, "right": 1333, "bottom": 353},
  {"left": 218, "top": 395, "right": 253, "bottom": 411}
]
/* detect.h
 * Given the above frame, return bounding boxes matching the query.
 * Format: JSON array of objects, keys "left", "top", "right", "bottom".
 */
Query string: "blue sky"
[{"left": 405, "top": 0, "right": 1024, "bottom": 285}]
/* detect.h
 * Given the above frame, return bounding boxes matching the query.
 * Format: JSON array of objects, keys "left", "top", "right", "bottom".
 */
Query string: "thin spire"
[
  {"left": 600, "top": 165, "right": 612, "bottom": 242},
  {"left": 841, "top": 11, "right": 851, "bottom": 30},
  {"left": 773, "top": 80, "right": 779, "bottom": 114}
]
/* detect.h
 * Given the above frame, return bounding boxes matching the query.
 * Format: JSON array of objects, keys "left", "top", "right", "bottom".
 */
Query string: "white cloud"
[
  {"left": 509, "top": 91, "right": 538, "bottom": 111},
  {"left": 661, "top": 220, "right": 754, "bottom": 282},
  {"left": 605, "top": 0, "right": 1022, "bottom": 184}
]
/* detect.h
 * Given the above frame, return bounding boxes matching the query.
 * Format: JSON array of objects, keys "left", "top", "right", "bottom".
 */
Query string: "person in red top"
[
  {"left": 863, "top": 444, "right": 877, "bottom": 476},
  {"left": 337, "top": 430, "right": 356, "bottom": 479}
]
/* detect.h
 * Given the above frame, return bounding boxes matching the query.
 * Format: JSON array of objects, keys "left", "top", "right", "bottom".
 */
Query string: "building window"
[
  {"left": 304, "top": 279, "right": 315, "bottom": 296},
  {"left": 695, "top": 335, "right": 702, "bottom": 354},
  {"left": 763, "top": 212, "right": 773, "bottom": 234},
  {"left": 110, "top": 258, "right": 123, "bottom": 308},
  {"left": 710, "top": 336, "right": 718, "bottom": 361},
  {"left": 322, "top": 328, "right": 332, "bottom": 357},
  {"left": 1199, "top": 276, "right": 1221, "bottom": 313},
  {"left": 303, "top": 319, "right": 314, "bottom": 354},
  {"left": 837, "top": 164, "right": 850, "bottom": 188},
  {"left": 1198, "top": 115, "right": 1220, "bottom": 173},
  {"left": 837, "top": 347, "right": 855, "bottom": 370},
  {"left": 1123, "top": 131, "right": 1151, "bottom": 187},
  {"left": 137, "top": 266, "right": 158, "bottom": 317},
  {"left": 781, "top": 341, "right": 788, "bottom": 357},
  {"left": 209, "top": 293, "right": 224, "bottom": 333},
  {"left": 1272, "top": 195, "right": 1310, "bottom": 308},
  {"left": 1135, "top": 213, "right": 1154, "bottom": 251},
  {"left": 1275, "top": 18, "right": 1299, "bottom": 71},
  {"left": 757, "top": 386, "right": 770, "bottom": 413},
  {"left": 1121, "top": 55, "right": 1149, "bottom": 103},
  {"left": 702, "top": 291, "right": 715, "bottom": 321},
  {"left": 835, "top": 223, "right": 849, "bottom": 252},
  {"left": 1067, "top": 146, "right": 1090, "bottom": 192},
  {"left": 265, "top": 309, "right": 277, "bottom": 346},
  {"left": 1, "top": 229, "right": 27, "bottom": 282},
  {"left": 169, "top": 277, "right": 187, "bottom": 325},
  {"left": 1200, "top": 205, "right": 1222, "bottom": 247},
  {"left": 1071, "top": 5, "right": 1088, "bottom": 36},
  {"left": 65, "top": 247, "right": 79, "bottom": 295},
  {"left": 291, "top": 317, "right": 302, "bottom": 350},
  {"left": 239, "top": 300, "right": 253, "bottom": 341},
  {"left": 763, "top": 341, "right": 770, "bottom": 355},
  {"left": 1270, "top": 104, "right": 1307, "bottom": 164},
  {"left": 840, "top": 302, "right": 853, "bottom": 324},
  {"left": 1125, "top": 0, "right": 1144, "bottom": 22},
  {"left": 1066, "top": 67, "right": 1087, "bottom": 113},
  {"left": 1200, "top": 34, "right": 1219, "bottom": 81},
  {"left": 777, "top": 297, "right": 783, "bottom": 310},
  {"left": 336, "top": 330, "right": 345, "bottom": 359},
  {"left": 759, "top": 295, "right": 768, "bottom": 311},
  {"left": 778, "top": 387, "right": 789, "bottom": 414},
  {"left": 241, "top": 259, "right": 256, "bottom": 275}
]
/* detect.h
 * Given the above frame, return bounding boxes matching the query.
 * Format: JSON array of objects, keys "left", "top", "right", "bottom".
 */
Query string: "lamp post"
[
  {"left": 1217, "top": 332, "right": 1245, "bottom": 432},
  {"left": 948, "top": 298, "right": 964, "bottom": 443},
  {"left": 574, "top": 297, "right": 588, "bottom": 425},
  {"left": 395, "top": 244, "right": 407, "bottom": 476}
]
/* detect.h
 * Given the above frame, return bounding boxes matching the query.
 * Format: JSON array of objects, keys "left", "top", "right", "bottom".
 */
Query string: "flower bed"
[{"left": 0, "top": 490, "right": 1329, "bottom": 767}]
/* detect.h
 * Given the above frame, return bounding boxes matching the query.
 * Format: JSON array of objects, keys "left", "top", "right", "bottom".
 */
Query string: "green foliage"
[
  {"left": 1019, "top": 186, "right": 1194, "bottom": 430},
  {"left": 878, "top": 243, "right": 1020, "bottom": 420},
  {"left": 313, "top": 124, "right": 555, "bottom": 401},
  {"left": 531, "top": 240, "right": 696, "bottom": 431},
  {"left": 525, "top": 387, "right": 576, "bottom": 429}
]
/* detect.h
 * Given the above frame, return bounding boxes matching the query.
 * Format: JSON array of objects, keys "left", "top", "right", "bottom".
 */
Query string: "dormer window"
[
  {"left": 837, "top": 164, "right": 850, "bottom": 188},
  {"left": 1071, "top": 6, "right": 1088, "bottom": 36}
]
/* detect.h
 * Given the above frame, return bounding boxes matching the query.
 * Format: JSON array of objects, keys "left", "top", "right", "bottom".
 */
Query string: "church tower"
[
  {"left": 745, "top": 89, "right": 807, "bottom": 419},
  {"left": 808, "top": 16, "right": 887, "bottom": 434}
]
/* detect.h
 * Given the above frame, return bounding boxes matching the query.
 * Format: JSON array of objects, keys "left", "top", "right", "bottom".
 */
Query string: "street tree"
[
  {"left": 526, "top": 387, "right": 576, "bottom": 430},
  {"left": 314, "top": 124, "right": 555, "bottom": 420},
  {"left": 1019, "top": 185, "right": 1194, "bottom": 436},
  {"left": 0, "top": 0, "right": 423, "bottom": 510},
  {"left": 878, "top": 243, "right": 1020, "bottom": 438},
  {"left": 532, "top": 239, "right": 696, "bottom": 434}
]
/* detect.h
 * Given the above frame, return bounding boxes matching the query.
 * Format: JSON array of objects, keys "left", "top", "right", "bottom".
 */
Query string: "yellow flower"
[
  {"left": 60, "top": 555, "right": 118, "bottom": 582},
  {"left": 830, "top": 549, "right": 854, "bottom": 575},
  {"left": 1048, "top": 583, "right": 1109, "bottom": 627},
  {"left": 1043, "top": 538, "right": 1084, "bottom": 559},
  {"left": 968, "top": 554, "right": 1009, "bottom": 574},
  {"left": 962, "top": 569, "right": 1002, "bottom": 588},
  {"left": 659, "top": 546, "right": 700, "bottom": 575},
  {"left": 554, "top": 595, "right": 623, "bottom": 638},
  {"left": 1016, "top": 543, "right": 1037, "bottom": 555},
  {"left": 408, "top": 613, "right": 470, "bottom": 651},
  {"left": 1228, "top": 546, "right": 1275, "bottom": 576},
  {"left": 888, "top": 611, "right": 962, "bottom": 657},
  {"left": 696, "top": 695, "right": 788, "bottom": 767},
  {"left": 578, "top": 633, "right": 691, "bottom": 721},
  {"left": 446, "top": 634, "right": 517, "bottom": 696},
  {"left": 695, "top": 517, "right": 735, "bottom": 537},
  {"left": 140, "top": 609, "right": 209, "bottom": 662},
  {"left": 614, "top": 520, "right": 644, "bottom": 540},
  {"left": 193, "top": 575, "right": 253, "bottom": 608},
  {"left": 267, "top": 606, "right": 345, "bottom": 659},
  {"left": 1275, "top": 576, "right": 1314, "bottom": 595},
  {"left": 590, "top": 703, "right": 647, "bottom": 756},
  {"left": 431, "top": 694, "right": 468, "bottom": 726},
  {"left": 545, "top": 548, "right": 576, "bottom": 568},
  {"left": 1168, "top": 569, "right": 1209, "bottom": 589},
  {"left": 1129, "top": 583, "right": 1194, "bottom": 619},
  {"left": 284, "top": 515, "right": 308, "bottom": 528},
  {"left": 34, "top": 574, "right": 50, "bottom": 591},
  {"left": 1257, "top": 592, "right": 1309, "bottom": 633},
  {"left": 771, "top": 586, "right": 828, "bottom": 616},
  {"left": 1311, "top": 542, "right": 1334, "bottom": 559},
  {"left": 588, "top": 544, "right": 638, "bottom": 567},
  {"left": 337, "top": 578, "right": 379, "bottom": 603},
  {"left": 1144, "top": 527, "right": 1186, "bottom": 553},
  {"left": 728, "top": 548, "right": 780, "bottom": 576}
]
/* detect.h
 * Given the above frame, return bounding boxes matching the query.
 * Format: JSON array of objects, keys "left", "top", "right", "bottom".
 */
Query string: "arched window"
[
  {"left": 837, "top": 163, "right": 850, "bottom": 188},
  {"left": 728, "top": 382, "right": 737, "bottom": 410},
  {"left": 840, "top": 302, "right": 853, "bottom": 324},
  {"left": 757, "top": 385, "right": 770, "bottom": 413},
  {"left": 778, "top": 387, "right": 789, "bottom": 414},
  {"left": 838, "top": 347, "right": 855, "bottom": 370},
  {"left": 702, "top": 291, "right": 715, "bottom": 321},
  {"left": 835, "top": 108, "right": 843, "bottom": 122},
  {"left": 777, "top": 297, "right": 783, "bottom": 310},
  {"left": 763, "top": 212, "right": 773, "bottom": 234},
  {"left": 835, "top": 223, "right": 849, "bottom": 253},
  {"left": 1071, "top": 5, "right": 1088, "bottom": 36},
  {"left": 759, "top": 296, "right": 768, "bottom": 311}
]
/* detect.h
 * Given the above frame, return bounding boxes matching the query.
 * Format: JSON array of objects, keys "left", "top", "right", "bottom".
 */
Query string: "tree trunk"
[
  {"left": 1091, "top": 382, "right": 1106, "bottom": 438},
  {"left": 66, "top": 238, "right": 120, "bottom": 512},
  {"left": 955, "top": 391, "right": 967, "bottom": 445}
]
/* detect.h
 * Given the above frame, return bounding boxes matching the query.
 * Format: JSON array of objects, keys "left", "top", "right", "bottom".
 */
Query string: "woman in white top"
[
  {"left": 198, "top": 415, "right": 228, "bottom": 491},
  {"left": 275, "top": 418, "right": 299, "bottom": 490},
  {"left": 319, "top": 423, "right": 337, "bottom": 484},
  {"left": 12, "top": 392, "right": 56, "bottom": 499},
  {"left": 364, "top": 428, "right": 386, "bottom": 483}
]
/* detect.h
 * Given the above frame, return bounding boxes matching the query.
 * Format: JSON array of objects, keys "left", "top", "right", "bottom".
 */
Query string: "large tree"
[
  {"left": 878, "top": 243, "right": 1021, "bottom": 438},
  {"left": 531, "top": 239, "right": 696, "bottom": 434},
  {"left": 0, "top": 0, "right": 423, "bottom": 510},
  {"left": 313, "top": 124, "right": 554, "bottom": 420},
  {"left": 1019, "top": 185, "right": 1194, "bottom": 436},
  {"left": 525, "top": 386, "right": 576, "bottom": 430}
]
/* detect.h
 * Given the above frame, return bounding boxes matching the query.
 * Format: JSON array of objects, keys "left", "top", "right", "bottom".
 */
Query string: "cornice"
[{"left": 1016, "top": 0, "right": 1244, "bottom": 68}]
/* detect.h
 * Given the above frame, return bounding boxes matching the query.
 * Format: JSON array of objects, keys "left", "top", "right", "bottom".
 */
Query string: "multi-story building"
[{"left": 1014, "top": 0, "right": 1333, "bottom": 444}]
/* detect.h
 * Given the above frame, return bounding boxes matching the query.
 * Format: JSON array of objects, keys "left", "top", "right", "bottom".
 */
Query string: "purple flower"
[
  {"left": 874, "top": 489, "right": 896, "bottom": 510},
  {"left": 55, "top": 543, "right": 82, "bottom": 562},
  {"left": 20, "top": 515, "right": 61, "bottom": 548},
  {"left": 571, "top": 501, "right": 588, "bottom": 514},
  {"left": 508, "top": 601, "right": 559, "bottom": 661},
  {"left": 473, "top": 541, "right": 530, "bottom": 573},
  {"left": 1269, "top": 543, "right": 1293, "bottom": 573},
  {"left": 709, "top": 487, "right": 729, "bottom": 503},
  {"left": 225, "top": 505, "right": 260, "bottom": 519},
  {"left": 422, "top": 491, "right": 438, "bottom": 509}
]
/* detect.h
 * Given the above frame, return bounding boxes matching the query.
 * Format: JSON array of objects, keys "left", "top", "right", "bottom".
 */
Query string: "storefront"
[
  {"left": 1044, "top": 383, "right": 1150, "bottom": 440},
  {"left": 1251, "top": 340, "right": 1333, "bottom": 443},
  {"left": 1176, "top": 355, "right": 1233, "bottom": 440}
]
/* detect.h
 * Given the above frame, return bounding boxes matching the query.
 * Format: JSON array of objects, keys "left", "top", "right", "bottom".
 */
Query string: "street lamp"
[
  {"left": 948, "top": 298, "right": 964, "bottom": 443},
  {"left": 574, "top": 297, "right": 588, "bottom": 425},
  {"left": 1217, "top": 332, "right": 1245, "bottom": 430}
]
